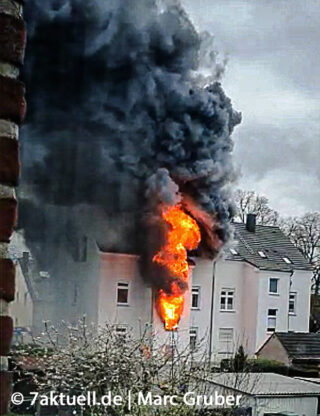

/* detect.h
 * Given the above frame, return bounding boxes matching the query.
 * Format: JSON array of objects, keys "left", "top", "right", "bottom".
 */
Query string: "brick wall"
[{"left": 0, "top": 0, "right": 26, "bottom": 413}]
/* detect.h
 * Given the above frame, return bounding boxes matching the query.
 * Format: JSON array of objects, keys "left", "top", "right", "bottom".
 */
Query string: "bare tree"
[
  {"left": 234, "top": 189, "right": 279, "bottom": 226},
  {"left": 281, "top": 212, "right": 320, "bottom": 294},
  {"left": 11, "top": 320, "right": 226, "bottom": 416}
]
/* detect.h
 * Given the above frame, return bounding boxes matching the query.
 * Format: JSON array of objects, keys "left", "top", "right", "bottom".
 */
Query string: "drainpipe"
[
  {"left": 0, "top": 0, "right": 26, "bottom": 414},
  {"left": 208, "top": 260, "right": 216, "bottom": 368}
]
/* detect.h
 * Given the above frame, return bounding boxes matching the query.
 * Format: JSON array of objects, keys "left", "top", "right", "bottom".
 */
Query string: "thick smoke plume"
[{"left": 20, "top": 0, "right": 241, "bottom": 266}]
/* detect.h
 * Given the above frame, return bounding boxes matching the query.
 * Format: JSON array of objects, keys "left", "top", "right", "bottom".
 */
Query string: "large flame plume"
[{"left": 153, "top": 205, "right": 201, "bottom": 330}]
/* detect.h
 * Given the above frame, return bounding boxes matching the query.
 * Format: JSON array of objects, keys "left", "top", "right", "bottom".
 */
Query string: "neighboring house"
[
  {"left": 192, "top": 214, "right": 313, "bottom": 359},
  {"left": 8, "top": 232, "right": 52, "bottom": 343},
  {"left": 8, "top": 234, "right": 34, "bottom": 344},
  {"left": 257, "top": 332, "right": 320, "bottom": 375},
  {"left": 202, "top": 372, "right": 320, "bottom": 416},
  {"left": 8, "top": 258, "right": 33, "bottom": 344},
  {"left": 17, "top": 214, "right": 313, "bottom": 362}
]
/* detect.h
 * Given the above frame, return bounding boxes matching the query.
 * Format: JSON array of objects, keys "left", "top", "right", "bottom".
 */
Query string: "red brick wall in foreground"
[{"left": 0, "top": 0, "right": 26, "bottom": 413}]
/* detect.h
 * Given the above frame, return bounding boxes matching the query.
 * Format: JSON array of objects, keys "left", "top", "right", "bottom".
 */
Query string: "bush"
[{"left": 247, "top": 358, "right": 288, "bottom": 375}]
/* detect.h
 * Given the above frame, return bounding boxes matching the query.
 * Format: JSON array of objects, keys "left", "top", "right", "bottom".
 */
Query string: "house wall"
[
  {"left": 256, "top": 396, "right": 319, "bottom": 416},
  {"left": 98, "top": 252, "right": 192, "bottom": 351},
  {"left": 255, "top": 270, "right": 291, "bottom": 351},
  {"left": 98, "top": 252, "right": 152, "bottom": 336},
  {"left": 289, "top": 270, "right": 312, "bottom": 332},
  {"left": 46, "top": 236, "right": 101, "bottom": 331},
  {"left": 256, "top": 335, "right": 290, "bottom": 366},
  {"left": 204, "top": 381, "right": 319, "bottom": 416},
  {"left": 190, "top": 258, "right": 214, "bottom": 354},
  {"left": 213, "top": 259, "right": 249, "bottom": 360},
  {"left": 191, "top": 258, "right": 261, "bottom": 360}
]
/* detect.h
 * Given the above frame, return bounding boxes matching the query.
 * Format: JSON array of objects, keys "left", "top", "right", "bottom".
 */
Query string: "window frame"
[
  {"left": 191, "top": 286, "right": 200, "bottom": 310},
  {"left": 289, "top": 292, "right": 297, "bottom": 315},
  {"left": 269, "top": 278, "right": 279, "bottom": 295},
  {"left": 220, "top": 289, "right": 235, "bottom": 312},
  {"left": 189, "top": 327, "right": 198, "bottom": 351},
  {"left": 218, "top": 327, "right": 234, "bottom": 354},
  {"left": 116, "top": 281, "right": 130, "bottom": 306},
  {"left": 267, "top": 308, "right": 277, "bottom": 332}
]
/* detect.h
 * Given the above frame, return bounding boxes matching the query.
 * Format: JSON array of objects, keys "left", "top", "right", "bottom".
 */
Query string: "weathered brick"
[
  {"left": 0, "top": 316, "right": 13, "bottom": 356},
  {"left": 0, "top": 75, "right": 26, "bottom": 124},
  {"left": 0, "top": 371, "right": 12, "bottom": 414},
  {"left": 0, "top": 13, "right": 25, "bottom": 65},
  {"left": 0, "top": 198, "right": 17, "bottom": 242},
  {"left": 0, "top": 259, "right": 15, "bottom": 302},
  {"left": 0, "top": 137, "right": 20, "bottom": 186}
]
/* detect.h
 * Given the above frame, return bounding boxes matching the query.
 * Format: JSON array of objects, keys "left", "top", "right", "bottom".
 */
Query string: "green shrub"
[{"left": 247, "top": 358, "right": 289, "bottom": 375}]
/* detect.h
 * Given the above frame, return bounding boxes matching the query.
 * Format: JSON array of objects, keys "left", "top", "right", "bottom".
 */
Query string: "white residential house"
[
  {"left": 95, "top": 214, "right": 312, "bottom": 360},
  {"left": 21, "top": 214, "right": 313, "bottom": 361}
]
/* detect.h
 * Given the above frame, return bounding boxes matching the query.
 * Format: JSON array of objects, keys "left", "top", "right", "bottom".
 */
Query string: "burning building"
[{"left": 17, "top": 0, "right": 244, "bottom": 349}]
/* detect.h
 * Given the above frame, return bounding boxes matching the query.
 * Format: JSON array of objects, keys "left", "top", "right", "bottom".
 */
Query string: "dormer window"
[
  {"left": 282, "top": 257, "right": 292, "bottom": 264},
  {"left": 258, "top": 250, "right": 267, "bottom": 258},
  {"left": 230, "top": 248, "right": 239, "bottom": 256}
]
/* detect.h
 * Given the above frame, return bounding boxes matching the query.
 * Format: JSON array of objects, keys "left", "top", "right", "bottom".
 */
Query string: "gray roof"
[
  {"left": 275, "top": 332, "right": 320, "bottom": 359},
  {"left": 207, "top": 372, "right": 320, "bottom": 397},
  {"left": 225, "top": 223, "right": 312, "bottom": 272}
]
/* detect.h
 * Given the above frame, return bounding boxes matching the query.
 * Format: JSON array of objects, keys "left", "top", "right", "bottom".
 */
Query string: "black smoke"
[{"left": 20, "top": 0, "right": 241, "bottom": 261}]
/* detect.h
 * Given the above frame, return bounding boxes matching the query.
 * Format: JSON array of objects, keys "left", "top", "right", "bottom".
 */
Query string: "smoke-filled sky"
[{"left": 182, "top": 0, "right": 320, "bottom": 217}]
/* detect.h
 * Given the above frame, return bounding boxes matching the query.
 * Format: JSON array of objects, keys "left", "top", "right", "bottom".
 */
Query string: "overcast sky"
[{"left": 182, "top": 0, "right": 320, "bottom": 217}]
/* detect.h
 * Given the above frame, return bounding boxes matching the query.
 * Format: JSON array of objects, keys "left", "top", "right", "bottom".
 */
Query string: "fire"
[{"left": 153, "top": 205, "right": 201, "bottom": 330}]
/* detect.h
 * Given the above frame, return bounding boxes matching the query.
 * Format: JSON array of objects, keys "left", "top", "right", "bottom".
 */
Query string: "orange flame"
[{"left": 153, "top": 205, "right": 201, "bottom": 330}]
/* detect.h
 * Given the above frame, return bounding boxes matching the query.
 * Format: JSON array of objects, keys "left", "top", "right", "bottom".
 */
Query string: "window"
[
  {"left": 218, "top": 328, "right": 234, "bottom": 354},
  {"left": 115, "top": 325, "right": 127, "bottom": 340},
  {"left": 258, "top": 250, "right": 267, "bottom": 258},
  {"left": 289, "top": 292, "right": 297, "bottom": 314},
  {"left": 230, "top": 248, "right": 239, "bottom": 256},
  {"left": 189, "top": 327, "right": 198, "bottom": 351},
  {"left": 282, "top": 257, "right": 292, "bottom": 264},
  {"left": 219, "top": 328, "right": 234, "bottom": 342},
  {"left": 191, "top": 287, "right": 200, "bottom": 309},
  {"left": 117, "top": 282, "right": 129, "bottom": 305},
  {"left": 269, "top": 278, "right": 279, "bottom": 294},
  {"left": 220, "top": 289, "right": 234, "bottom": 311},
  {"left": 267, "top": 309, "right": 277, "bottom": 332}
]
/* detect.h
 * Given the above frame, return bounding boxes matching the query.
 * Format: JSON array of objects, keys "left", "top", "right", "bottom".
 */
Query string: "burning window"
[
  {"left": 267, "top": 309, "right": 277, "bottom": 332},
  {"left": 189, "top": 327, "right": 198, "bottom": 351},
  {"left": 289, "top": 292, "right": 297, "bottom": 314},
  {"left": 117, "top": 282, "right": 129, "bottom": 305},
  {"left": 220, "top": 289, "right": 234, "bottom": 311},
  {"left": 191, "top": 286, "right": 200, "bottom": 309},
  {"left": 269, "top": 278, "right": 279, "bottom": 294}
]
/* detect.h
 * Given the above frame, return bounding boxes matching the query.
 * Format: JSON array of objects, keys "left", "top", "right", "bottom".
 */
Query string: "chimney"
[{"left": 246, "top": 214, "right": 256, "bottom": 233}]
